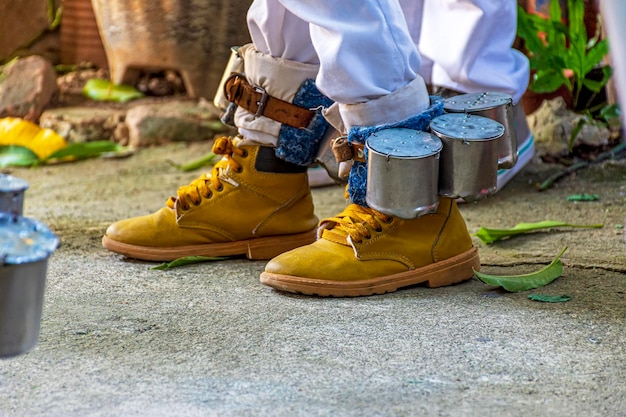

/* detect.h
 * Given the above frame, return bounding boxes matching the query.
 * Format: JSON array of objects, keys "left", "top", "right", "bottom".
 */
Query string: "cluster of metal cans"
[{"left": 366, "top": 92, "right": 518, "bottom": 219}]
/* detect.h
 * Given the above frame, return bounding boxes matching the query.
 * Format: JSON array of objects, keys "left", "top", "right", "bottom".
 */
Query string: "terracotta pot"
[
  {"left": 91, "top": 0, "right": 251, "bottom": 99},
  {"left": 60, "top": 0, "right": 108, "bottom": 68}
]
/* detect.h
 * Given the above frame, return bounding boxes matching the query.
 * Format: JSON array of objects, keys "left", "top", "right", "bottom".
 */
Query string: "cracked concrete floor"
[{"left": 1, "top": 141, "right": 625, "bottom": 417}]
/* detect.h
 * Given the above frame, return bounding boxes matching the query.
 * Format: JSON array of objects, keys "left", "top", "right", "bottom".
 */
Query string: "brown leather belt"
[{"left": 223, "top": 74, "right": 315, "bottom": 129}]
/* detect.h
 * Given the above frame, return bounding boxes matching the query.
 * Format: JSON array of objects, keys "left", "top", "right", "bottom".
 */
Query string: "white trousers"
[{"left": 247, "top": 0, "right": 529, "bottom": 104}]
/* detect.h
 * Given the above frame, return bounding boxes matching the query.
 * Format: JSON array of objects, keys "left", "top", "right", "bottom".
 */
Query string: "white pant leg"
[
  {"left": 247, "top": 0, "right": 424, "bottom": 105},
  {"left": 400, "top": 0, "right": 529, "bottom": 103},
  {"left": 247, "top": 0, "right": 319, "bottom": 65}
]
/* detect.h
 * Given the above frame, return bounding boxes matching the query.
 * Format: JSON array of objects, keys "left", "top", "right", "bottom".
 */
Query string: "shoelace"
[
  {"left": 166, "top": 137, "right": 248, "bottom": 211},
  {"left": 323, "top": 204, "right": 393, "bottom": 244}
]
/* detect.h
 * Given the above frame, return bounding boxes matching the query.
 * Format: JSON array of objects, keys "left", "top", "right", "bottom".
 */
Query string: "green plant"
[{"left": 517, "top": 0, "right": 612, "bottom": 111}]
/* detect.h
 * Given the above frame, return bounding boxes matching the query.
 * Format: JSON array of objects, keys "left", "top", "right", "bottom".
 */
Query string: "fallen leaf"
[
  {"left": 151, "top": 255, "right": 231, "bottom": 270},
  {"left": 83, "top": 79, "right": 144, "bottom": 102},
  {"left": 473, "top": 247, "right": 567, "bottom": 292},
  {"left": 0, "top": 145, "right": 39, "bottom": 168},
  {"left": 42, "top": 141, "right": 126, "bottom": 163},
  {"left": 528, "top": 294, "right": 572, "bottom": 303},
  {"left": 567, "top": 194, "right": 599, "bottom": 201},
  {"left": 473, "top": 221, "right": 603, "bottom": 244},
  {"left": 168, "top": 151, "right": 219, "bottom": 172}
]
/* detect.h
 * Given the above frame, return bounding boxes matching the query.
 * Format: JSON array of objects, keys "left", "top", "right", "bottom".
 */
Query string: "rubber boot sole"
[
  {"left": 102, "top": 229, "right": 317, "bottom": 262},
  {"left": 260, "top": 246, "right": 480, "bottom": 297}
]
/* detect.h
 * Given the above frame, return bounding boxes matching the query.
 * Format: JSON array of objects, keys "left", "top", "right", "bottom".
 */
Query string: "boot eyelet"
[
  {"left": 241, "top": 149, "right": 249, "bottom": 157},
  {"left": 384, "top": 217, "right": 393, "bottom": 224},
  {"left": 374, "top": 227, "right": 383, "bottom": 233},
  {"left": 216, "top": 184, "right": 224, "bottom": 192},
  {"left": 234, "top": 166, "right": 243, "bottom": 173}
]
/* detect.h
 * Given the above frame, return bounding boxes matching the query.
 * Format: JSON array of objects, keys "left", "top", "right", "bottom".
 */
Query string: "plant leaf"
[
  {"left": 474, "top": 247, "right": 567, "bottom": 292},
  {"left": 42, "top": 141, "right": 125, "bottom": 163},
  {"left": 528, "top": 294, "right": 572, "bottom": 303},
  {"left": 569, "top": 118, "right": 587, "bottom": 151},
  {"left": 473, "top": 220, "right": 603, "bottom": 244},
  {"left": 168, "top": 151, "right": 219, "bottom": 172},
  {"left": 151, "top": 255, "right": 231, "bottom": 270},
  {"left": 83, "top": 79, "right": 144, "bottom": 102},
  {"left": 0, "top": 145, "right": 40, "bottom": 167},
  {"left": 567, "top": 193, "right": 599, "bottom": 201}
]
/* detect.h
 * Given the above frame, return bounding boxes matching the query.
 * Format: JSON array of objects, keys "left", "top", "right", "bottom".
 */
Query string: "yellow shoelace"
[
  {"left": 166, "top": 137, "right": 248, "bottom": 211},
  {"left": 323, "top": 204, "right": 393, "bottom": 244}
]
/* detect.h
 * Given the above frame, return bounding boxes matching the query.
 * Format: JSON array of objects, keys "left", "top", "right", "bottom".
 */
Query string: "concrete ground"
[{"left": 1, "top": 141, "right": 625, "bottom": 417}]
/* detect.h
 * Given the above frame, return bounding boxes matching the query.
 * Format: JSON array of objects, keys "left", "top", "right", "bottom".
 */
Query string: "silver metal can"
[
  {"left": 0, "top": 174, "right": 29, "bottom": 216},
  {"left": 444, "top": 92, "right": 517, "bottom": 169},
  {"left": 366, "top": 128, "right": 443, "bottom": 219},
  {"left": 430, "top": 113, "right": 504, "bottom": 202},
  {"left": 1, "top": 214, "right": 59, "bottom": 358}
]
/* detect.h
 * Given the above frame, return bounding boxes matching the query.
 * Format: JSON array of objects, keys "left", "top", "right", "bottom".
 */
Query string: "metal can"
[
  {"left": 444, "top": 92, "right": 517, "bottom": 169},
  {"left": 0, "top": 174, "right": 29, "bottom": 216},
  {"left": 366, "top": 128, "right": 443, "bottom": 218},
  {"left": 430, "top": 113, "right": 504, "bottom": 202},
  {"left": 1, "top": 213, "right": 59, "bottom": 358}
]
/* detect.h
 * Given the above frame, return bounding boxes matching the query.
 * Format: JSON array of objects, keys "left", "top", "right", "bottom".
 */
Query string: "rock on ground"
[
  {"left": 0, "top": 55, "right": 58, "bottom": 122},
  {"left": 528, "top": 97, "right": 611, "bottom": 157}
]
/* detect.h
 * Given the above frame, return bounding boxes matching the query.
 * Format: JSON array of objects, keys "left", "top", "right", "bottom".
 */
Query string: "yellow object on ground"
[{"left": 0, "top": 118, "right": 67, "bottom": 160}]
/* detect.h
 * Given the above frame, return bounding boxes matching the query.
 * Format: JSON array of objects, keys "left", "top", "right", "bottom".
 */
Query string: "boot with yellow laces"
[
  {"left": 102, "top": 136, "right": 319, "bottom": 261},
  {"left": 103, "top": 45, "right": 332, "bottom": 261},
  {"left": 261, "top": 81, "right": 481, "bottom": 297}
]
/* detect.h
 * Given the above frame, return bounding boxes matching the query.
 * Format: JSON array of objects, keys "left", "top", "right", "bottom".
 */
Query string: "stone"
[
  {"left": 125, "top": 100, "right": 227, "bottom": 147},
  {"left": 527, "top": 96, "right": 611, "bottom": 157},
  {"left": 0, "top": 55, "right": 58, "bottom": 122},
  {"left": 0, "top": 1, "right": 50, "bottom": 59},
  {"left": 39, "top": 106, "right": 126, "bottom": 143}
]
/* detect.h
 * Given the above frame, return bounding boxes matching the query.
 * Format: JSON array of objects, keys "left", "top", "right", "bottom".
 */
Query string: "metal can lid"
[
  {"left": 0, "top": 213, "right": 59, "bottom": 265},
  {"left": 0, "top": 174, "right": 29, "bottom": 194},
  {"left": 429, "top": 113, "right": 504, "bottom": 142},
  {"left": 366, "top": 128, "right": 442, "bottom": 159},
  {"left": 443, "top": 92, "right": 512, "bottom": 112}
]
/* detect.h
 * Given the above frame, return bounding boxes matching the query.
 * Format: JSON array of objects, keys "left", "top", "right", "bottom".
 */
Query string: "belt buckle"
[{"left": 254, "top": 85, "right": 269, "bottom": 117}]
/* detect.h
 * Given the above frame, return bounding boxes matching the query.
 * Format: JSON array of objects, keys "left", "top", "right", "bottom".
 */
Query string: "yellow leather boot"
[
  {"left": 102, "top": 136, "right": 318, "bottom": 261},
  {"left": 261, "top": 197, "right": 479, "bottom": 297}
]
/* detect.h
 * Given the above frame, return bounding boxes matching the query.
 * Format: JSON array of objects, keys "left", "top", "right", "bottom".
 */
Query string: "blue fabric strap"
[{"left": 275, "top": 79, "right": 334, "bottom": 166}]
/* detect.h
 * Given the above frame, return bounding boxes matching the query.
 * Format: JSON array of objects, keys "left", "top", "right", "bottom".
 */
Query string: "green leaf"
[
  {"left": 151, "top": 255, "right": 231, "bottom": 270},
  {"left": 567, "top": 193, "right": 599, "bottom": 201},
  {"left": 582, "top": 40, "right": 609, "bottom": 74},
  {"left": 599, "top": 103, "right": 621, "bottom": 123},
  {"left": 83, "top": 79, "right": 144, "bottom": 102},
  {"left": 168, "top": 151, "right": 219, "bottom": 172},
  {"left": 568, "top": 118, "right": 587, "bottom": 151},
  {"left": 42, "top": 141, "right": 125, "bottom": 163},
  {"left": 528, "top": 294, "right": 572, "bottom": 303},
  {"left": 0, "top": 145, "right": 39, "bottom": 167},
  {"left": 474, "top": 247, "right": 567, "bottom": 292},
  {"left": 473, "top": 220, "right": 603, "bottom": 244},
  {"left": 531, "top": 69, "right": 569, "bottom": 94}
]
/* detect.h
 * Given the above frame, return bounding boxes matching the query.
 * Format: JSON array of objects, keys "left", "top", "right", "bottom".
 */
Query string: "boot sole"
[
  {"left": 260, "top": 247, "right": 480, "bottom": 297},
  {"left": 102, "top": 229, "right": 317, "bottom": 262}
]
